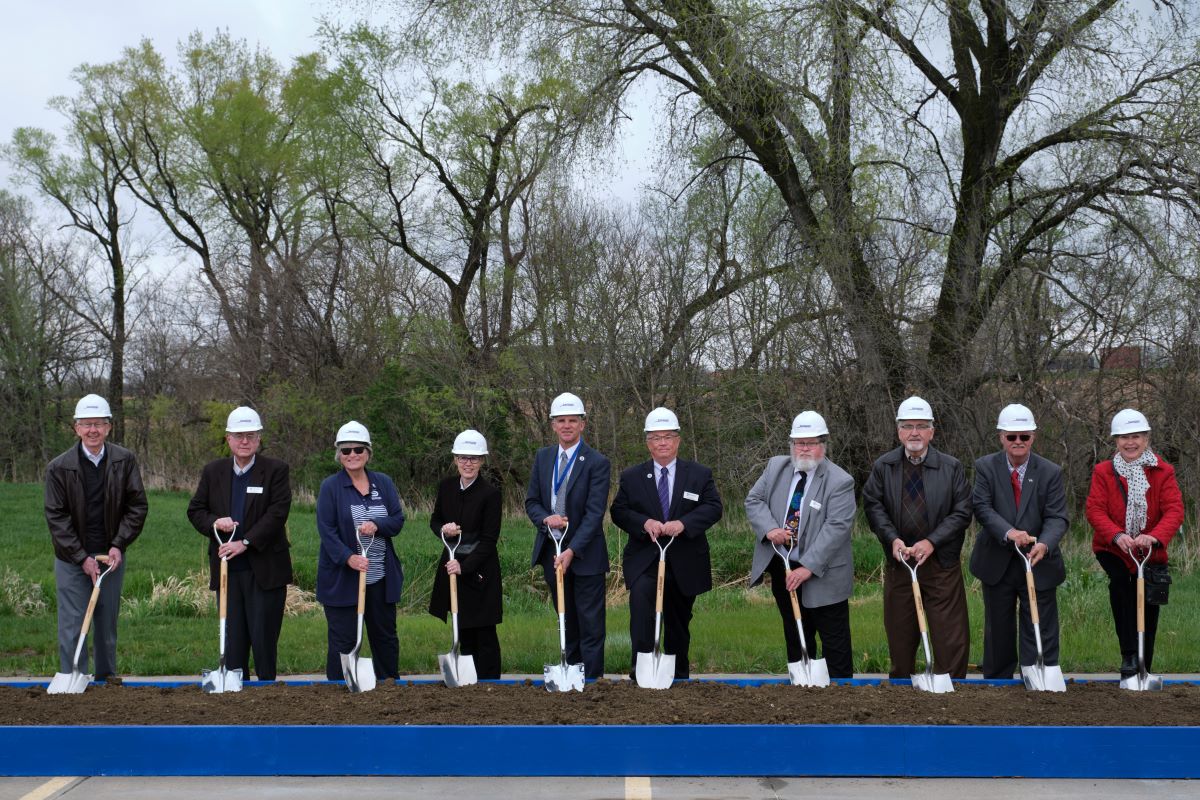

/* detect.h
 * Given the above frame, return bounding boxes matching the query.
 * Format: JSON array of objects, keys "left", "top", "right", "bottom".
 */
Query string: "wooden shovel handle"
[
  {"left": 655, "top": 560, "right": 666, "bottom": 615},
  {"left": 912, "top": 580, "right": 929, "bottom": 634},
  {"left": 555, "top": 563, "right": 566, "bottom": 614},
  {"left": 1137, "top": 576, "right": 1145, "bottom": 633},
  {"left": 357, "top": 569, "right": 367, "bottom": 615},
  {"left": 1024, "top": 569, "right": 1040, "bottom": 626},
  {"left": 219, "top": 557, "right": 228, "bottom": 621},
  {"left": 783, "top": 564, "right": 803, "bottom": 622},
  {"left": 449, "top": 571, "right": 459, "bottom": 615},
  {"left": 79, "top": 584, "right": 102, "bottom": 641}
]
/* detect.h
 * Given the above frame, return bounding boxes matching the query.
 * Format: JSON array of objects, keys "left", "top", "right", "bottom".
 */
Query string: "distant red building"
[{"left": 1101, "top": 346, "right": 1141, "bottom": 370}]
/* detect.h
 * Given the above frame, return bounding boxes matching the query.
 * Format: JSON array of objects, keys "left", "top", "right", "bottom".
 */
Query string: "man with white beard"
[
  {"left": 745, "top": 411, "right": 857, "bottom": 677},
  {"left": 862, "top": 396, "right": 973, "bottom": 679}
]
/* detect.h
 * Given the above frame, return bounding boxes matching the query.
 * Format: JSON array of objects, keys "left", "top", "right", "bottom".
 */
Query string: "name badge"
[
  {"left": 809, "top": 500, "right": 821, "bottom": 510},
  {"left": 246, "top": 486, "right": 264, "bottom": 495},
  {"left": 683, "top": 491, "right": 699, "bottom": 501}
]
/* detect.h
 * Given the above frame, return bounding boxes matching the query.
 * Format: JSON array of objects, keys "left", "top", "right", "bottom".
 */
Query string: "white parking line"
[
  {"left": 625, "top": 776, "right": 652, "bottom": 799},
  {"left": 20, "top": 777, "right": 80, "bottom": 800}
]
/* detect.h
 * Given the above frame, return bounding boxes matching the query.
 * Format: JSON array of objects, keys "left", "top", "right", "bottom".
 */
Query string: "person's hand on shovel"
[
  {"left": 554, "top": 548, "right": 575, "bottom": 572},
  {"left": 785, "top": 565, "right": 813, "bottom": 592},
  {"left": 891, "top": 539, "right": 911, "bottom": 564},
  {"left": 906, "top": 539, "right": 934, "bottom": 566},
  {"left": 766, "top": 528, "right": 791, "bottom": 546},
  {"left": 661, "top": 521, "right": 684, "bottom": 538},
  {"left": 644, "top": 519, "right": 665, "bottom": 541}
]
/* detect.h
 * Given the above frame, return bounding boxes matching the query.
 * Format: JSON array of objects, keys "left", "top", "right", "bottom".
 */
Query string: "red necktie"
[{"left": 1011, "top": 468, "right": 1021, "bottom": 508}]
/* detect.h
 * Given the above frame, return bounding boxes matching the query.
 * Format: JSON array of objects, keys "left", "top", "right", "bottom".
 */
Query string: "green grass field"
[{"left": 1, "top": 482, "right": 1195, "bottom": 676}]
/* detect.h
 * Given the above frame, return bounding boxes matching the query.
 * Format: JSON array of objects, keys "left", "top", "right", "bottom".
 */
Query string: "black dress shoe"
[
  {"left": 96, "top": 674, "right": 123, "bottom": 685},
  {"left": 1119, "top": 655, "right": 1138, "bottom": 679}
]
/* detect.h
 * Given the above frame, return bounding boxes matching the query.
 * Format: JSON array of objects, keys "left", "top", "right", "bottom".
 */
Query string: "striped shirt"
[{"left": 350, "top": 486, "right": 389, "bottom": 585}]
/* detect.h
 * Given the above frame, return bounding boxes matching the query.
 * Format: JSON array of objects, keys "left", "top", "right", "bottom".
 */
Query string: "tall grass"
[{"left": 0, "top": 482, "right": 1195, "bottom": 675}]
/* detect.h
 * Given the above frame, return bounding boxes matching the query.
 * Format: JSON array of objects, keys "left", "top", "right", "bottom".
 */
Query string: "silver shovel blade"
[
  {"left": 1120, "top": 672, "right": 1164, "bottom": 692},
  {"left": 201, "top": 666, "right": 244, "bottom": 694},
  {"left": 439, "top": 651, "right": 478, "bottom": 687},
  {"left": 787, "top": 657, "right": 830, "bottom": 688},
  {"left": 543, "top": 662, "right": 585, "bottom": 692},
  {"left": 635, "top": 650, "right": 676, "bottom": 690},
  {"left": 1021, "top": 663, "right": 1066, "bottom": 693},
  {"left": 47, "top": 670, "right": 92, "bottom": 695},
  {"left": 911, "top": 671, "right": 954, "bottom": 693},
  {"left": 340, "top": 653, "right": 377, "bottom": 693}
]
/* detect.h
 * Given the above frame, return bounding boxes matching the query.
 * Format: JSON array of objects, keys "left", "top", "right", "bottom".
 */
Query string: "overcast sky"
[{"left": 0, "top": 0, "right": 653, "bottom": 204}]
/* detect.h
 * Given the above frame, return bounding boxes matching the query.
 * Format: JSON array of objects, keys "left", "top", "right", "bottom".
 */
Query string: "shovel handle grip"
[
  {"left": 555, "top": 563, "right": 566, "bottom": 614},
  {"left": 912, "top": 580, "right": 929, "bottom": 634},
  {"left": 655, "top": 560, "right": 666, "bottom": 614},
  {"left": 1024, "top": 569, "right": 1040, "bottom": 626},
  {"left": 357, "top": 569, "right": 367, "bottom": 615},
  {"left": 449, "top": 571, "right": 459, "bottom": 615},
  {"left": 219, "top": 557, "right": 228, "bottom": 621}
]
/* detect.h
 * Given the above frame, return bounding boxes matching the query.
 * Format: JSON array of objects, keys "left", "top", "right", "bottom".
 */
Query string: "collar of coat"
[{"left": 879, "top": 444, "right": 949, "bottom": 469}]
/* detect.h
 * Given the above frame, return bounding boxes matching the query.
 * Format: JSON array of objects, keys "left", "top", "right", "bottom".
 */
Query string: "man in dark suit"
[
  {"left": 525, "top": 392, "right": 612, "bottom": 678},
  {"left": 745, "top": 410, "right": 857, "bottom": 677},
  {"left": 611, "top": 407, "right": 723, "bottom": 679},
  {"left": 187, "top": 406, "right": 293, "bottom": 681},
  {"left": 970, "top": 403, "right": 1070, "bottom": 679}
]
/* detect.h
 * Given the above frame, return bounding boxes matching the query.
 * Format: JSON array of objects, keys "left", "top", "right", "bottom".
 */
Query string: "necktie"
[
  {"left": 553, "top": 451, "right": 569, "bottom": 515},
  {"left": 1011, "top": 468, "right": 1022, "bottom": 508},
  {"left": 785, "top": 471, "right": 807, "bottom": 535},
  {"left": 657, "top": 466, "right": 671, "bottom": 520}
]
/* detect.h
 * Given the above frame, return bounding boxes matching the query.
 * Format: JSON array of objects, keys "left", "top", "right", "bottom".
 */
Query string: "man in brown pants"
[{"left": 862, "top": 396, "right": 972, "bottom": 679}]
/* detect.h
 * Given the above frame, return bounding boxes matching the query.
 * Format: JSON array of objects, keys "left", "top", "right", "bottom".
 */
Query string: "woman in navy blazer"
[{"left": 316, "top": 421, "right": 405, "bottom": 681}]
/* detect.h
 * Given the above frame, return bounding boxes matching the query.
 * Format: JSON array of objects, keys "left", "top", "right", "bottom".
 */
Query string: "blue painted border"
[{"left": 2, "top": 723, "right": 1198, "bottom": 778}]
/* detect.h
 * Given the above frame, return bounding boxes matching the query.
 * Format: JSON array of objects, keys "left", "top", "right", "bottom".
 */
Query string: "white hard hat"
[
  {"left": 1110, "top": 408, "right": 1151, "bottom": 436},
  {"left": 895, "top": 395, "right": 934, "bottom": 421},
  {"left": 644, "top": 407, "right": 680, "bottom": 432},
  {"left": 73, "top": 394, "right": 111, "bottom": 420},
  {"left": 996, "top": 403, "right": 1036, "bottom": 432},
  {"left": 789, "top": 410, "right": 829, "bottom": 438},
  {"left": 226, "top": 406, "right": 263, "bottom": 433},
  {"left": 549, "top": 392, "right": 586, "bottom": 418},
  {"left": 452, "top": 429, "right": 488, "bottom": 456},
  {"left": 335, "top": 420, "right": 372, "bottom": 446}
]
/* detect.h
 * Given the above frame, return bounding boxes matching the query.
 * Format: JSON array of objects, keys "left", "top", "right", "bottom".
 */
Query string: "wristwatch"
[{"left": 241, "top": 538, "right": 251, "bottom": 547}]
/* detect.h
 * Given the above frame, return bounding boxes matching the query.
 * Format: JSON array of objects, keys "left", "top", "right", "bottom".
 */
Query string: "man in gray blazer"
[
  {"left": 745, "top": 411, "right": 856, "bottom": 677},
  {"left": 970, "top": 404, "right": 1070, "bottom": 679}
]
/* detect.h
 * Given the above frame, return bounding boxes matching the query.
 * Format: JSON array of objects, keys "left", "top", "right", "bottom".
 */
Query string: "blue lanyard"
[{"left": 553, "top": 444, "right": 582, "bottom": 498}]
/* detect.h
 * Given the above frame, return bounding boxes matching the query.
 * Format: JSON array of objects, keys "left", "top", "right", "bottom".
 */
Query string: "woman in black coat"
[{"left": 429, "top": 429, "right": 503, "bottom": 678}]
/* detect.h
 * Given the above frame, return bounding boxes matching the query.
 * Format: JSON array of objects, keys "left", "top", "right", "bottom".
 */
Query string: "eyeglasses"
[
  {"left": 1005, "top": 434, "right": 1032, "bottom": 442},
  {"left": 790, "top": 440, "right": 824, "bottom": 449},
  {"left": 74, "top": 421, "right": 110, "bottom": 430},
  {"left": 899, "top": 423, "right": 932, "bottom": 432},
  {"left": 646, "top": 434, "right": 679, "bottom": 443},
  {"left": 455, "top": 455, "right": 482, "bottom": 463},
  {"left": 340, "top": 446, "right": 368, "bottom": 455},
  {"left": 228, "top": 432, "right": 260, "bottom": 442}
]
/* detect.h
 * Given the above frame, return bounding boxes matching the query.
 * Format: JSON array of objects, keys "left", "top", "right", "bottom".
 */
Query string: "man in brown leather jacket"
[{"left": 44, "top": 394, "right": 148, "bottom": 681}]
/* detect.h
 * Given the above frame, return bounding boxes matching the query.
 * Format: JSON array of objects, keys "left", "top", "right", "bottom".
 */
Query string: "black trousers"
[
  {"left": 219, "top": 569, "right": 287, "bottom": 681},
  {"left": 541, "top": 560, "right": 606, "bottom": 679},
  {"left": 628, "top": 564, "right": 697, "bottom": 679},
  {"left": 979, "top": 554, "right": 1060, "bottom": 678},
  {"left": 459, "top": 625, "right": 502, "bottom": 679},
  {"left": 324, "top": 580, "right": 399, "bottom": 681},
  {"left": 765, "top": 557, "right": 853, "bottom": 678},
  {"left": 1096, "top": 550, "right": 1162, "bottom": 670}
]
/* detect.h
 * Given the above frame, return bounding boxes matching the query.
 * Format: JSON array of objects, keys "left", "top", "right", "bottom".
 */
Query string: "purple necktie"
[{"left": 658, "top": 466, "right": 670, "bottom": 520}]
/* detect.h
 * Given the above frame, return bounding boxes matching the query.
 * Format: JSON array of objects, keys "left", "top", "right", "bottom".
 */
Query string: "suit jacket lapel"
[
  {"left": 668, "top": 459, "right": 688, "bottom": 519},
  {"left": 243, "top": 460, "right": 263, "bottom": 524},
  {"left": 559, "top": 442, "right": 587, "bottom": 502},
  {"left": 213, "top": 460, "right": 233, "bottom": 517}
]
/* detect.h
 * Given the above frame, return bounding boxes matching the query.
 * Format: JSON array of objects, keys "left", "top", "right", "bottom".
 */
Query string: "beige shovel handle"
[
  {"left": 1137, "top": 575, "right": 1145, "bottom": 634},
  {"left": 219, "top": 557, "right": 229, "bottom": 621},
  {"left": 655, "top": 560, "right": 666, "bottom": 615},
  {"left": 912, "top": 579, "right": 929, "bottom": 634},
  {"left": 1024, "top": 569, "right": 1040, "bottom": 626},
  {"left": 783, "top": 563, "right": 803, "bottom": 622},
  {"left": 79, "top": 554, "right": 112, "bottom": 640},
  {"left": 450, "top": 571, "right": 459, "bottom": 615},
  {"left": 357, "top": 569, "right": 367, "bottom": 615},
  {"left": 555, "top": 563, "right": 566, "bottom": 614}
]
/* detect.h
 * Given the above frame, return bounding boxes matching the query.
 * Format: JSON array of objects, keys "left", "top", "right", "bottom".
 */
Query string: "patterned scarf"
[{"left": 1113, "top": 449, "right": 1157, "bottom": 536}]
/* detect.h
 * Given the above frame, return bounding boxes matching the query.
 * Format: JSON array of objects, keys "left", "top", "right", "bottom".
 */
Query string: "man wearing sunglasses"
[
  {"left": 187, "top": 406, "right": 293, "bottom": 681},
  {"left": 969, "top": 404, "right": 1069, "bottom": 679}
]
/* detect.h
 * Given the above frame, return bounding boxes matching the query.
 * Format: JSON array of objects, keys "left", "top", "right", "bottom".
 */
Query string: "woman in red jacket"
[{"left": 1085, "top": 408, "right": 1184, "bottom": 678}]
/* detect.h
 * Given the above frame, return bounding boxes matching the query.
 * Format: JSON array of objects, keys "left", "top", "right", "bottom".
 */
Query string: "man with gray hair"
[
  {"left": 745, "top": 411, "right": 857, "bottom": 677},
  {"left": 863, "top": 396, "right": 972, "bottom": 679},
  {"left": 44, "top": 394, "right": 148, "bottom": 682}
]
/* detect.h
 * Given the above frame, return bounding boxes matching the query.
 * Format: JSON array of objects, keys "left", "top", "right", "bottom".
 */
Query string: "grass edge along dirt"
[{"left": 1, "top": 483, "right": 1196, "bottom": 676}]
